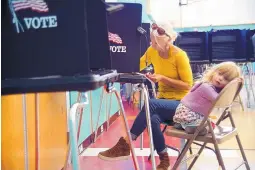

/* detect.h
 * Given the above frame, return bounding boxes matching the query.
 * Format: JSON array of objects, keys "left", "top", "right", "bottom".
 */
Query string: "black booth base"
[
  {"left": 212, "top": 59, "right": 249, "bottom": 63},
  {"left": 190, "top": 60, "right": 210, "bottom": 64},
  {"left": 117, "top": 73, "right": 148, "bottom": 84},
  {"left": 1, "top": 71, "right": 119, "bottom": 95}
]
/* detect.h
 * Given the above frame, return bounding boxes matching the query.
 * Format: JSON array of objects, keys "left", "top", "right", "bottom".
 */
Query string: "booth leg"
[
  {"left": 89, "top": 91, "right": 94, "bottom": 140},
  {"left": 94, "top": 88, "right": 105, "bottom": 142},
  {"left": 106, "top": 93, "right": 112, "bottom": 131},
  {"left": 112, "top": 89, "right": 140, "bottom": 170},
  {"left": 139, "top": 88, "right": 144, "bottom": 150},
  {"left": 77, "top": 94, "right": 85, "bottom": 143},
  {"left": 63, "top": 92, "right": 85, "bottom": 170},
  {"left": 242, "top": 64, "right": 251, "bottom": 108},
  {"left": 68, "top": 103, "right": 81, "bottom": 170},
  {"left": 22, "top": 94, "right": 29, "bottom": 170},
  {"left": 141, "top": 85, "right": 156, "bottom": 170},
  {"left": 35, "top": 93, "right": 40, "bottom": 170},
  {"left": 248, "top": 62, "right": 255, "bottom": 102},
  {"left": 63, "top": 145, "right": 71, "bottom": 170}
]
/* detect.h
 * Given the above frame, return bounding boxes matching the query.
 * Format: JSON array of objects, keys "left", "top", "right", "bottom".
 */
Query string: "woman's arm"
[
  {"left": 147, "top": 71, "right": 191, "bottom": 90},
  {"left": 160, "top": 75, "right": 191, "bottom": 90}
]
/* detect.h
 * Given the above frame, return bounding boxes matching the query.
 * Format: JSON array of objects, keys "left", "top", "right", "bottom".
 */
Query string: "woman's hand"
[{"left": 146, "top": 73, "right": 163, "bottom": 83}]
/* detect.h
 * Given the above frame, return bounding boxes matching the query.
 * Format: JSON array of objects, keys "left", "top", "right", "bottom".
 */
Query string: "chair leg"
[
  {"left": 161, "top": 125, "right": 168, "bottom": 133},
  {"left": 172, "top": 139, "right": 194, "bottom": 170},
  {"left": 113, "top": 90, "right": 140, "bottom": 170},
  {"left": 235, "top": 134, "right": 251, "bottom": 170},
  {"left": 166, "top": 145, "right": 181, "bottom": 155},
  {"left": 192, "top": 142, "right": 216, "bottom": 154},
  {"left": 188, "top": 142, "right": 207, "bottom": 170},
  {"left": 228, "top": 112, "right": 250, "bottom": 170},
  {"left": 207, "top": 121, "right": 226, "bottom": 170},
  {"left": 189, "top": 147, "right": 193, "bottom": 155},
  {"left": 213, "top": 142, "right": 226, "bottom": 170},
  {"left": 238, "top": 94, "right": 245, "bottom": 112}
]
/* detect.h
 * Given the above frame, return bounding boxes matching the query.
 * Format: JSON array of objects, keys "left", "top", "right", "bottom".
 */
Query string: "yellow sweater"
[{"left": 140, "top": 45, "right": 193, "bottom": 100}]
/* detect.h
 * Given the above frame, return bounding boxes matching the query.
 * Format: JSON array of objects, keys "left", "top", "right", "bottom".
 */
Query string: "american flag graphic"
[
  {"left": 108, "top": 32, "right": 123, "bottom": 44},
  {"left": 12, "top": 0, "right": 49, "bottom": 12}
]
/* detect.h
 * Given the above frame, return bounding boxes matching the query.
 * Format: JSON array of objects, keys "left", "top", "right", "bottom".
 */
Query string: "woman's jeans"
[{"left": 130, "top": 99, "right": 180, "bottom": 153}]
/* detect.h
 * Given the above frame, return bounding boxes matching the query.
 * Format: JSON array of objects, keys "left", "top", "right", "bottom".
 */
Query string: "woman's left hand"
[{"left": 146, "top": 73, "right": 163, "bottom": 83}]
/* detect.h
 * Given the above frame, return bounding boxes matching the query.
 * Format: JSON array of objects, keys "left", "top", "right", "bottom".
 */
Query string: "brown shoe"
[
  {"left": 98, "top": 137, "right": 130, "bottom": 161},
  {"left": 157, "top": 152, "right": 170, "bottom": 170}
]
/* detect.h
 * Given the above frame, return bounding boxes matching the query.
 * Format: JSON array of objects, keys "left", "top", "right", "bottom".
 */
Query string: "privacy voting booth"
[
  {"left": 176, "top": 32, "right": 209, "bottom": 63},
  {"left": 246, "top": 29, "right": 255, "bottom": 61},
  {"left": 209, "top": 29, "right": 247, "bottom": 63},
  {"left": 1, "top": 1, "right": 140, "bottom": 170},
  {"left": 2, "top": 0, "right": 118, "bottom": 94},
  {"left": 107, "top": 3, "right": 142, "bottom": 73},
  {"left": 141, "top": 23, "right": 151, "bottom": 56}
]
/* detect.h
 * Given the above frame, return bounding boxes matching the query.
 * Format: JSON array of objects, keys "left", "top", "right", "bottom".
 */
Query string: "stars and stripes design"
[
  {"left": 11, "top": 0, "right": 49, "bottom": 12},
  {"left": 108, "top": 32, "right": 123, "bottom": 44}
]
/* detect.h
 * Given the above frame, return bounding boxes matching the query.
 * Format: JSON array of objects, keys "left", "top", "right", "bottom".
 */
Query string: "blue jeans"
[{"left": 130, "top": 99, "right": 180, "bottom": 153}]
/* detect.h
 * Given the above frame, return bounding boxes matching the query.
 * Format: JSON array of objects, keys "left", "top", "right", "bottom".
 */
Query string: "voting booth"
[
  {"left": 246, "top": 29, "right": 255, "bottom": 61},
  {"left": 2, "top": 0, "right": 116, "bottom": 94},
  {"left": 1, "top": 1, "right": 142, "bottom": 170},
  {"left": 209, "top": 29, "right": 247, "bottom": 63},
  {"left": 176, "top": 32, "right": 209, "bottom": 63},
  {"left": 107, "top": 3, "right": 142, "bottom": 73},
  {"left": 141, "top": 23, "right": 151, "bottom": 56}
]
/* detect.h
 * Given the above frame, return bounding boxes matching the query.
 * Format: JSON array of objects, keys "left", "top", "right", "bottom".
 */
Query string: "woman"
[{"left": 98, "top": 21, "right": 193, "bottom": 170}]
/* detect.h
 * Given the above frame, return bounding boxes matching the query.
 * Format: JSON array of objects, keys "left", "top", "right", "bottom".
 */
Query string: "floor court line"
[{"left": 81, "top": 148, "right": 243, "bottom": 158}]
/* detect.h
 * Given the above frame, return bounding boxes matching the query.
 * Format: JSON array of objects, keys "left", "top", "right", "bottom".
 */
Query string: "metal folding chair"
[{"left": 165, "top": 78, "right": 250, "bottom": 170}]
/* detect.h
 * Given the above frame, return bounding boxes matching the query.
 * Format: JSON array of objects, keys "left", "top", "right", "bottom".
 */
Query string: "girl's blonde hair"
[{"left": 202, "top": 61, "right": 241, "bottom": 83}]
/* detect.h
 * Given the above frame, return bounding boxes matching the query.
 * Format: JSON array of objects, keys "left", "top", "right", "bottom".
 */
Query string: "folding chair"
[
  {"left": 165, "top": 78, "right": 250, "bottom": 170},
  {"left": 147, "top": 120, "right": 216, "bottom": 161}
]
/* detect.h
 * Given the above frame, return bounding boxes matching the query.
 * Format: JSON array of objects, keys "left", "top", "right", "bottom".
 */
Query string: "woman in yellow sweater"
[{"left": 98, "top": 22, "right": 193, "bottom": 170}]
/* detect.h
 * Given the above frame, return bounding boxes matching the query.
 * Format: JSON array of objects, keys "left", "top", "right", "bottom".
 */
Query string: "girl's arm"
[{"left": 200, "top": 83, "right": 219, "bottom": 101}]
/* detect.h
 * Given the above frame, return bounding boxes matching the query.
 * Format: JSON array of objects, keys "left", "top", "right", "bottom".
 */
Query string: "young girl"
[{"left": 173, "top": 61, "right": 241, "bottom": 134}]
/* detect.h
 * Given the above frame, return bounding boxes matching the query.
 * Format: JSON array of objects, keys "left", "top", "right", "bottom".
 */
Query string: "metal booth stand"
[
  {"left": 116, "top": 73, "right": 157, "bottom": 170},
  {"left": 64, "top": 72, "right": 158, "bottom": 170},
  {"left": 60, "top": 71, "right": 143, "bottom": 170}
]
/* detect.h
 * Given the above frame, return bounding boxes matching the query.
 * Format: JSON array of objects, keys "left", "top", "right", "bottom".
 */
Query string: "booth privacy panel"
[
  {"left": 2, "top": 0, "right": 111, "bottom": 80},
  {"left": 176, "top": 32, "right": 209, "bottom": 63},
  {"left": 246, "top": 30, "right": 255, "bottom": 61},
  {"left": 107, "top": 3, "right": 142, "bottom": 73},
  {"left": 208, "top": 29, "right": 247, "bottom": 62},
  {"left": 141, "top": 23, "right": 151, "bottom": 56},
  {"left": 175, "top": 29, "right": 255, "bottom": 63}
]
